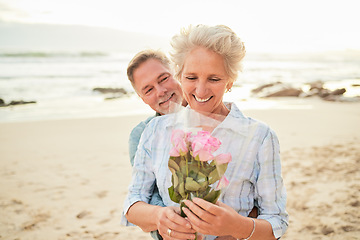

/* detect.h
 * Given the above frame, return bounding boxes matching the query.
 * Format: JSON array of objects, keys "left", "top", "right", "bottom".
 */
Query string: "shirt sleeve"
[
  {"left": 128, "top": 116, "right": 156, "bottom": 166},
  {"left": 122, "top": 120, "right": 158, "bottom": 225},
  {"left": 255, "top": 128, "right": 289, "bottom": 239},
  {"left": 128, "top": 121, "right": 147, "bottom": 167}
]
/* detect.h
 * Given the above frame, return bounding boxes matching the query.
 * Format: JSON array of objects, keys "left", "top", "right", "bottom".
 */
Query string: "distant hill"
[{"left": 0, "top": 22, "right": 170, "bottom": 53}]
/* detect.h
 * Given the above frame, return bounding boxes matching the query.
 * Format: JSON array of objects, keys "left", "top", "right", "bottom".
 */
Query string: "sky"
[{"left": 0, "top": 0, "right": 359, "bottom": 53}]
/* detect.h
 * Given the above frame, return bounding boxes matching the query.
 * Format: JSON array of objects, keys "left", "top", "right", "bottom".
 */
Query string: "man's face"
[{"left": 133, "top": 59, "right": 183, "bottom": 114}]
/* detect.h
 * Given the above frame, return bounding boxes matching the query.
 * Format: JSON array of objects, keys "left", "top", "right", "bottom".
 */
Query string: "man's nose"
[{"left": 156, "top": 84, "right": 167, "bottom": 97}]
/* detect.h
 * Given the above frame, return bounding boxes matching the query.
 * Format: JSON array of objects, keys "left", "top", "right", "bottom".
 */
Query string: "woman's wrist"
[
  {"left": 232, "top": 216, "right": 256, "bottom": 240},
  {"left": 237, "top": 218, "right": 255, "bottom": 240}
]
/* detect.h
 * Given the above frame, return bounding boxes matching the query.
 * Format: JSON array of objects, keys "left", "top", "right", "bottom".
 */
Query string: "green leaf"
[
  {"left": 188, "top": 169, "right": 198, "bottom": 179},
  {"left": 203, "top": 189, "right": 221, "bottom": 204},
  {"left": 180, "top": 201, "right": 188, "bottom": 218},
  {"left": 196, "top": 172, "right": 208, "bottom": 189},
  {"left": 208, "top": 169, "right": 220, "bottom": 184},
  {"left": 169, "top": 158, "right": 180, "bottom": 171},
  {"left": 185, "top": 177, "right": 201, "bottom": 191},
  {"left": 178, "top": 181, "right": 186, "bottom": 198},
  {"left": 169, "top": 168, "right": 179, "bottom": 188},
  {"left": 168, "top": 186, "right": 181, "bottom": 203},
  {"left": 188, "top": 164, "right": 200, "bottom": 175},
  {"left": 179, "top": 160, "right": 187, "bottom": 175},
  {"left": 176, "top": 171, "right": 184, "bottom": 184},
  {"left": 200, "top": 163, "right": 215, "bottom": 175},
  {"left": 196, "top": 172, "right": 207, "bottom": 183},
  {"left": 216, "top": 163, "right": 228, "bottom": 176}
]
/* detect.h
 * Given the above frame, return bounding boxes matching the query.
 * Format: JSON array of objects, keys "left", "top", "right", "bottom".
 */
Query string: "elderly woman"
[{"left": 122, "top": 25, "right": 288, "bottom": 240}]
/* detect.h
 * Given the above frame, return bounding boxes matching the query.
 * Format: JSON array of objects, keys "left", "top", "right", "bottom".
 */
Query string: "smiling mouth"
[
  {"left": 159, "top": 93, "right": 174, "bottom": 105},
  {"left": 194, "top": 95, "right": 212, "bottom": 103}
]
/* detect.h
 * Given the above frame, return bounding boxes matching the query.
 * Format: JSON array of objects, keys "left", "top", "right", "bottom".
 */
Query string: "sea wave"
[
  {"left": 0, "top": 51, "right": 109, "bottom": 58},
  {"left": 0, "top": 75, "right": 96, "bottom": 80}
]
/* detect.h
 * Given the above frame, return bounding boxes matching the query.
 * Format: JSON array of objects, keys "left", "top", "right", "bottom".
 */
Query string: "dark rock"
[
  {"left": 300, "top": 88, "right": 323, "bottom": 98},
  {"left": 0, "top": 98, "right": 4, "bottom": 105},
  {"left": 318, "top": 89, "right": 331, "bottom": 98},
  {"left": 251, "top": 82, "right": 282, "bottom": 93},
  {"left": 9, "top": 100, "right": 37, "bottom": 105},
  {"left": 308, "top": 80, "right": 325, "bottom": 91},
  {"left": 105, "top": 96, "right": 121, "bottom": 100},
  {"left": 330, "top": 88, "right": 346, "bottom": 95},
  {"left": 93, "top": 87, "right": 127, "bottom": 95},
  {"left": 323, "top": 95, "right": 339, "bottom": 101},
  {"left": 323, "top": 95, "right": 360, "bottom": 102},
  {"left": 263, "top": 88, "right": 303, "bottom": 97},
  {"left": 0, "top": 100, "right": 37, "bottom": 107}
]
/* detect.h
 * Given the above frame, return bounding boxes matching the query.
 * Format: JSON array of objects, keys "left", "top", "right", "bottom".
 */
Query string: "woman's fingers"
[
  {"left": 158, "top": 207, "right": 196, "bottom": 240},
  {"left": 181, "top": 202, "right": 213, "bottom": 233},
  {"left": 161, "top": 228, "right": 197, "bottom": 240},
  {"left": 192, "top": 198, "right": 222, "bottom": 215},
  {"left": 183, "top": 199, "right": 217, "bottom": 223},
  {"left": 165, "top": 208, "right": 194, "bottom": 234}
]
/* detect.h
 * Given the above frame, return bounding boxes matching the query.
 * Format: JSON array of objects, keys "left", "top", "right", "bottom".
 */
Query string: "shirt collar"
[
  {"left": 214, "top": 102, "right": 251, "bottom": 136},
  {"left": 165, "top": 102, "right": 252, "bottom": 137}
]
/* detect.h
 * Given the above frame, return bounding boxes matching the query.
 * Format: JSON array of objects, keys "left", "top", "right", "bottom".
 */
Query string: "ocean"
[{"left": 1, "top": 50, "right": 360, "bottom": 122}]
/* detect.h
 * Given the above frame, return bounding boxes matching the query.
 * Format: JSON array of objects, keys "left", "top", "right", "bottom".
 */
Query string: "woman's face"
[{"left": 180, "top": 47, "right": 233, "bottom": 116}]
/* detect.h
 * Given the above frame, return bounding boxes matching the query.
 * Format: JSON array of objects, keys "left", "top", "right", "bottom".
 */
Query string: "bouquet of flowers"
[{"left": 167, "top": 128, "right": 232, "bottom": 217}]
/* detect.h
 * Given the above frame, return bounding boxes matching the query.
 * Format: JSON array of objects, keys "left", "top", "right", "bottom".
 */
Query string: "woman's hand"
[
  {"left": 182, "top": 198, "right": 242, "bottom": 237},
  {"left": 156, "top": 206, "right": 197, "bottom": 240}
]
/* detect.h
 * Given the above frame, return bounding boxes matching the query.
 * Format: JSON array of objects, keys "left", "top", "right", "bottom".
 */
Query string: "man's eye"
[
  {"left": 160, "top": 76, "right": 168, "bottom": 83},
  {"left": 145, "top": 88, "right": 153, "bottom": 94}
]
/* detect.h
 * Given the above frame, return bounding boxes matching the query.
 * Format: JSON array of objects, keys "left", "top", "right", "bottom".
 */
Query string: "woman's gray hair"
[{"left": 170, "top": 24, "right": 246, "bottom": 82}]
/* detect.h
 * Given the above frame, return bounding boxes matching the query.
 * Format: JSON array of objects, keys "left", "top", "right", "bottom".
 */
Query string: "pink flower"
[
  {"left": 214, "top": 153, "right": 232, "bottom": 164},
  {"left": 169, "top": 129, "right": 189, "bottom": 157},
  {"left": 215, "top": 176, "right": 229, "bottom": 190},
  {"left": 191, "top": 131, "right": 221, "bottom": 161}
]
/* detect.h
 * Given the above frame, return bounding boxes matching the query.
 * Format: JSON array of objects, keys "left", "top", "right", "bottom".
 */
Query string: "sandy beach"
[{"left": 1, "top": 98, "right": 359, "bottom": 240}]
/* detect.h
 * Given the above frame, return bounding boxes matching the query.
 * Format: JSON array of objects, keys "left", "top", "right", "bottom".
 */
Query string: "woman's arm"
[
  {"left": 126, "top": 201, "right": 197, "bottom": 239},
  {"left": 254, "top": 129, "right": 288, "bottom": 238},
  {"left": 183, "top": 198, "right": 276, "bottom": 240}
]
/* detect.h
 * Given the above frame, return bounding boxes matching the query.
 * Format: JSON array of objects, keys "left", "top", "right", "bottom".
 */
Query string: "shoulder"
[
  {"left": 130, "top": 116, "right": 156, "bottom": 135},
  {"left": 145, "top": 113, "right": 175, "bottom": 132}
]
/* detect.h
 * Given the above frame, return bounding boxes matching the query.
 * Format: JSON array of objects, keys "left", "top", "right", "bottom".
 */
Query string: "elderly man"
[{"left": 123, "top": 49, "right": 185, "bottom": 240}]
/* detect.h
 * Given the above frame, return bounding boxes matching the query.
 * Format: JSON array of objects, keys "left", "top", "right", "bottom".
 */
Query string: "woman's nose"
[{"left": 195, "top": 81, "right": 207, "bottom": 97}]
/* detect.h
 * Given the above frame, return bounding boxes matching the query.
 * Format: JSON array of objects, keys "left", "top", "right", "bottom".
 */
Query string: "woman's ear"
[{"left": 226, "top": 81, "right": 234, "bottom": 92}]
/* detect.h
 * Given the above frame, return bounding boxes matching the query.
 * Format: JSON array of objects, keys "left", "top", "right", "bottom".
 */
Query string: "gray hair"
[
  {"left": 170, "top": 24, "right": 246, "bottom": 82},
  {"left": 127, "top": 49, "right": 171, "bottom": 87}
]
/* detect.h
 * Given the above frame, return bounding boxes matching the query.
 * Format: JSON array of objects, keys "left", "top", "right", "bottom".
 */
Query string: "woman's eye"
[
  {"left": 210, "top": 78, "right": 220, "bottom": 82},
  {"left": 186, "top": 77, "right": 196, "bottom": 80}
]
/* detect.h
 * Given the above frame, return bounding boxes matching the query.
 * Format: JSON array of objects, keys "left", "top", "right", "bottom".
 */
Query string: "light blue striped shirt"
[
  {"left": 129, "top": 115, "right": 157, "bottom": 167},
  {"left": 122, "top": 102, "right": 288, "bottom": 239}
]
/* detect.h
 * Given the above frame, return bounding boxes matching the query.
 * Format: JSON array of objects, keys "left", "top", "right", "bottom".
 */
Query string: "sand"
[{"left": 0, "top": 98, "right": 359, "bottom": 240}]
